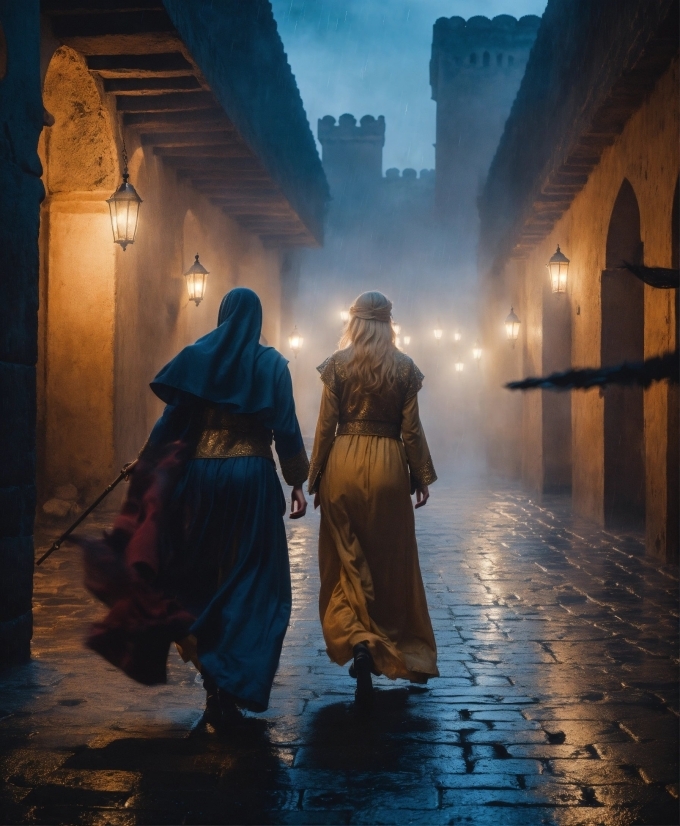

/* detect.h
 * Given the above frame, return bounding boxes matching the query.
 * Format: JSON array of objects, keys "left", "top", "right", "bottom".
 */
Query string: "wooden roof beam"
[
  {"left": 103, "top": 76, "right": 202, "bottom": 94},
  {"left": 116, "top": 91, "right": 214, "bottom": 112},
  {"left": 124, "top": 109, "right": 228, "bottom": 129},
  {"left": 86, "top": 52, "right": 193, "bottom": 76}
]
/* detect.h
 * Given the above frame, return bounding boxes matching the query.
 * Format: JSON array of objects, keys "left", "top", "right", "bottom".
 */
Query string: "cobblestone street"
[{"left": 1, "top": 478, "right": 678, "bottom": 825}]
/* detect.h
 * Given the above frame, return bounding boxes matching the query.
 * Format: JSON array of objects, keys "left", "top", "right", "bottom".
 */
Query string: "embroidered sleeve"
[
  {"left": 410, "top": 457, "right": 437, "bottom": 488},
  {"left": 317, "top": 356, "right": 339, "bottom": 395},
  {"left": 280, "top": 447, "right": 310, "bottom": 487},
  {"left": 405, "top": 360, "right": 425, "bottom": 400}
]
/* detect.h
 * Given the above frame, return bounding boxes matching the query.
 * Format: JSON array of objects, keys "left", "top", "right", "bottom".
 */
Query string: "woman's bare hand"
[
  {"left": 415, "top": 485, "right": 430, "bottom": 509},
  {"left": 314, "top": 492, "right": 320, "bottom": 510},
  {"left": 290, "top": 485, "right": 307, "bottom": 519}
]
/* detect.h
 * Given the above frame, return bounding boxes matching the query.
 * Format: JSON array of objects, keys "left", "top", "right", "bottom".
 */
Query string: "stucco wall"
[
  {"left": 38, "top": 46, "right": 284, "bottom": 501},
  {"left": 485, "top": 58, "right": 678, "bottom": 557}
]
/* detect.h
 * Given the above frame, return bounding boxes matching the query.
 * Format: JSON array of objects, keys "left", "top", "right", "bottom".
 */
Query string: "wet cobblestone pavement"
[{"left": 1, "top": 479, "right": 678, "bottom": 825}]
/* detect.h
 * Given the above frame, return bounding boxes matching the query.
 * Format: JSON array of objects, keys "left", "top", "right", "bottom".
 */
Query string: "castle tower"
[
  {"left": 317, "top": 113, "right": 385, "bottom": 199},
  {"left": 430, "top": 15, "right": 541, "bottom": 237}
]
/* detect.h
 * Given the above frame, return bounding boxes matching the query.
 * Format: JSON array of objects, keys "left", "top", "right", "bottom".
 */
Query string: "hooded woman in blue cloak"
[{"left": 81, "top": 288, "right": 308, "bottom": 728}]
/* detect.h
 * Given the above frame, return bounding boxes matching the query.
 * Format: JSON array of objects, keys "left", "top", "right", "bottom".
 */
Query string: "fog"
[{"left": 270, "top": 0, "right": 547, "bottom": 478}]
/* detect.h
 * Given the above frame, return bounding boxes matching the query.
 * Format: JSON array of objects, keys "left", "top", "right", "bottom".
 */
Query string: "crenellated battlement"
[
  {"left": 430, "top": 14, "right": 540, "bottom": 99},
  {"left": 318, "top": 114, "right": 386, "bottom": 146}
]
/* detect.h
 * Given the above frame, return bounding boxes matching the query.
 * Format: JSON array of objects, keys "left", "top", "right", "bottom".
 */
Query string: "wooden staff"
[{"left": 36, "top": 460, "right": 138, "bottom": 566}]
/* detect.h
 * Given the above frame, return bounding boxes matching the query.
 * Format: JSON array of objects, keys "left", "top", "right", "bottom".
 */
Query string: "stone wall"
[
  {"left": 38, "top": 44, "right": 285, "bottom": 505},
  {"left": 481, "top": 58, "right": 678, "bottom": 561},
  {"left": 0, "top": 1, "right": 44, "bottom": 665}
]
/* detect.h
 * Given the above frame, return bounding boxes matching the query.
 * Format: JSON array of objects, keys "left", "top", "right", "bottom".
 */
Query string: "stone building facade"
[
  {"left": 0, "top": 0, "right": 328, "bottom": 666},
  {"left": 478, "top": 0, "right": 678, "bottom": 562}
]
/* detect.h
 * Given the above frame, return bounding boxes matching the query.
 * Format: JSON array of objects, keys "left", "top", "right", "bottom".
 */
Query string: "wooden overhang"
[
  {"left": 42, "top": 0, "right": 328, "bottom": 248},
  {"left": 479, "top": 0, "right": 679, "bottom": 270}
]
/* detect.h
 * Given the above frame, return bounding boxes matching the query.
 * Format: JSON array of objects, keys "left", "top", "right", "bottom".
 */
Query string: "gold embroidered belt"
[
  {"left": 336, "top": 420, "right": 401, "bottom": 439},
  {"left": 194, "top": 407, "right": 273, "bottom": 461}
]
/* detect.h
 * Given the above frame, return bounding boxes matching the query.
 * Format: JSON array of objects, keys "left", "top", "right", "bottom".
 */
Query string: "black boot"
[
  {"left": 352, "top": 642, "right": 374, "bottom": 707},
  {"left": 202, "top": 675, "right": 222, "bottom": 729}
]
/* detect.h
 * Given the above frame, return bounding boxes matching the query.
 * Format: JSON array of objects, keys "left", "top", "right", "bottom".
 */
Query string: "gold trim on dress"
[
  {"left": 280, "top": 447, "right": 310, "bottom": 487},
  {"left": 194, "top": 407, "right": 274, "bottom": 461},
  {"left": 336, "top": 420, "right": 401, "bottom": 439},
  {"left": 411, "top": 457, "right": 437, "bottom": 487}
]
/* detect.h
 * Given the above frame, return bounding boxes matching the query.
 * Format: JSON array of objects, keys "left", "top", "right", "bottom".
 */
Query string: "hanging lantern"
[
  {"left": 184, "top": 253, "right": 209, "bottom": 306},
  {"left": 505, "top": 307, "right": 521, "bottom": 346},
  {"left": 473, "top": 341, "right": 482, "bottom": 361},
  {"left": 403, "top": 335, "right": 411, "bottom": 346},
  {"left": 340, "top": 310, "right": 349, "bottom": 323},
  {"left": 454, "top": 329, "right": 462, "bottom": 342},
  {"left": 106, "top": 142, "right": 142, "bottom": 251},
  {"left": 433, "top": 322, "right": 443, "bottom": 341},
  {"left": 289, "top": 326, "right": 303, "bottom": 357},
  {"left": 547, "top": 245, "right": 570, "bottom": 294},
  {"left": 455, "top": 360, "right": 464, "bottom": 373}
]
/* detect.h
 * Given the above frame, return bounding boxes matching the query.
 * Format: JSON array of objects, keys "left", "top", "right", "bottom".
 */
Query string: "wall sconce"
[
  {"left": 473, "top": 341, "right": 482, "bottom": 362},
  {"left": 403, "top": 335, "right": 411, "bottom": 346},
  {"left": 455, "top": 360, "right": 464, "bottom": 373},
  {"left": 107, "top": 143, "right": 142, "bottom": 251},
  {"left": 340, "top": 310, "right": 349, "bottom": 323},
  {"left": 288, "top": 326, "right": 303, "bottom": 358},
  {"left": 547, "top": 245, "right": 570, "bottom": 294},
  {"left": 393, "top": 323, "right": 401, "bottom": 335},
  {"left": 454, "top": 329, "right": 462, "bottom": 342},
  {"left": 505, "top": 307, "right": 521, "bottom": 347},
  {"left": 433, "top": 322, "right": 443, "bottom": 341},
  {"left": 184, "top": 253, "right": 209, "bottom": 306}
]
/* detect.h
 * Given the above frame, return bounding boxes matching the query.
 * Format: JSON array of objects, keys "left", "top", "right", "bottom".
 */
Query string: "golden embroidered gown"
[{"left": 308, "top": 349, "right": 439, "bottom": 682}]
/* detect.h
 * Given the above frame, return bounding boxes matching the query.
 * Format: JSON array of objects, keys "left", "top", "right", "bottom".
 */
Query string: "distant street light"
[
  {"left": 340, "top": 309, "right": 349, "bottom": 323},
  {"left": 434, "top": 322, "right": 443, "bottom": 341},
  {"left": 107, "top": 143, "right": 142, "bottom": 251},
  {"left": 548, "top": 245, "right": 570, "bottom": 294},
  {"left": 473, "top": 341, "right": 482, "bottom": 362},
  {"left": 288, "top": 326, "right": 303, "bottom": 357},
  {"left": 505, "top": 307, "right": 521, "bottom": 347},
  {"left": 184, "top": 253, "right": 209, "bottom": 306}
]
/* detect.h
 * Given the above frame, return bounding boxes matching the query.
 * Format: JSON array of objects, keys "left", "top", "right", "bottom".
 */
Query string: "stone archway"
[
  {"left": 601, "top": 179, "right": 645, "bottom": 528},
  {"left": 38, "top": 45, "right": 120, "bottom": 506}
]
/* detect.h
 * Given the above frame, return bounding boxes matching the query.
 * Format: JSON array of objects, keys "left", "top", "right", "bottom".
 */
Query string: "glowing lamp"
[
  {"left": 393, "top": 323, "right": 401, "bottom": 335},
  {"left": 433, "top": 323, "right": 443, "bottom": 341},
  {"left": 455, "top": 361, "right": 464, "bottom": 373},
  {"left": 184, "top": 253, "right": 209, "bottom": 306},
  {"left": 505, "top": 307, "right": 521, "bottom": 346},
  {"left": 547, "top": 245, "right": 570, "bottom": 294},
  {"left": 340, "top": 310, "right": 349, "bottom": 323},
  {"left": 454, "top": 330, "right": 462, "bottom": 342},
  {"left": 107, "top": 148, "right": 142, "bottom": 251},
  {"left": 403, "top": 335, "right": 411, "bottom": 346},
  {"left": 288, "top": 326, "right": 303, "bottom": 357}
]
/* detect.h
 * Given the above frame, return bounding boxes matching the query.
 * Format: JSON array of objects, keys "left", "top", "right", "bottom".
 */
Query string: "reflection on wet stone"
[{"left": 0, "top": 482, "right": 678, "bottom": 825}]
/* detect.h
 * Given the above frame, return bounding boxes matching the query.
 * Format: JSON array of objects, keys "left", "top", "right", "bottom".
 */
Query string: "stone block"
[
  {"left": 0, "top": 609, "right": 32, "bottom": 666},
  {"left": 0, "top": 536, "right": 34, "bottom": 622},
  {"left": 0, "top": 361, "right": 36, "bottom": 489}
]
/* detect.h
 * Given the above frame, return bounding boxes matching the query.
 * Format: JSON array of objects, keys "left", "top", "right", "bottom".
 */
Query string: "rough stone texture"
[
  {"left": 479, "top": 2, "right": 678, "bottom": 562},
  {"left": 0, "top": 0, "right": 44, "bottom": 667},
  {"left": 0, "top": 478, "right": 677, "bottom": 824}
]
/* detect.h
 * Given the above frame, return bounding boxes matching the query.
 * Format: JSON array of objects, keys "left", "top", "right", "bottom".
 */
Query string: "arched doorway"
[{"left": 601, "top": 179, "right": 645, "bottom": 528}]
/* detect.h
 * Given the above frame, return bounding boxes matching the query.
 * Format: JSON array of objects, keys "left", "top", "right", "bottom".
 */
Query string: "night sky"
[{"left": 271, "top": 0, "right": 548, "bottom": 171}]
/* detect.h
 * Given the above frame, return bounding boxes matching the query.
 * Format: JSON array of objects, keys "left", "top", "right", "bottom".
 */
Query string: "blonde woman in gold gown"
[{"left": 308, "top": 290, "right": 439, "bottom": 705}]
